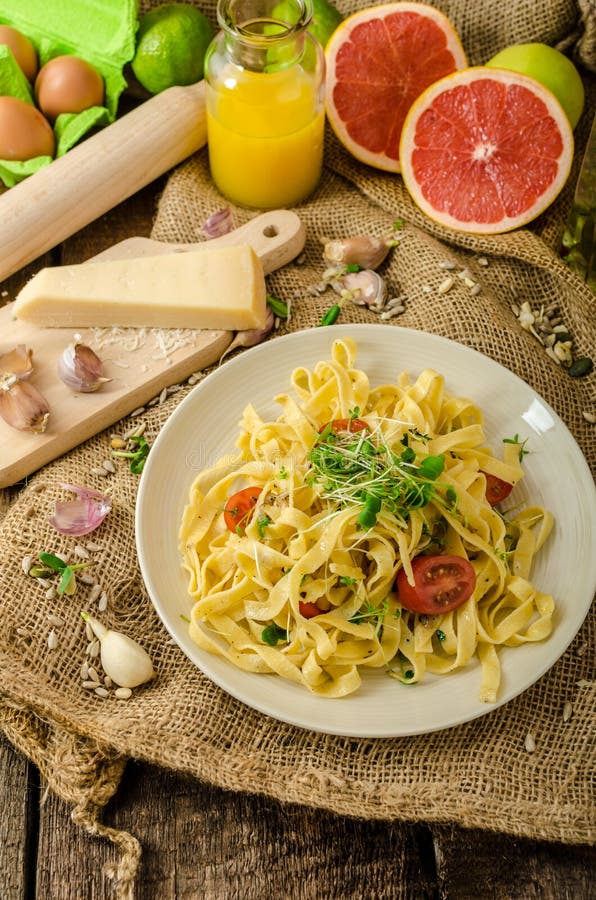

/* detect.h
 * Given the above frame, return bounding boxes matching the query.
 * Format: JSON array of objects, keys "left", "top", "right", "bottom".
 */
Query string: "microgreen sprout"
[
  {"left": 503, "top": 433, "right": 530, "bottom": 461},
  {"left": 350, "top": 597, "right": 389, "bottom": 636},
  {"left": 339, "top": 575, "right": 358, "bottom": 587},
  {"left": 257, "top": 515, "right": 271, "bottom": 539},
  {"left": 261, "top": 623, "right": 288, "bottom": 646},
  {"left": 345, "top": 264, "right": 361, "bottom": 273},
  {"left": 307, "top": 424, "right": 447, "bottom": 527},
  {"left": 112, "top": 435, "right": 151, "bottom": 474},
  {"left": 278, "top": 466, "right": 289, "bottom": 480},
  {"left": 36, "top": 551, "right": 92, "bottom": 596},
  {"left": 319, "top": 303, "right": 341, "bottom": 327}
]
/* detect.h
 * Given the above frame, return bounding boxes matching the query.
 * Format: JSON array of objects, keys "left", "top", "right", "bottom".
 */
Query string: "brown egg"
[
  {"left": 0, "top": 96, "right": 55, "bottom": 160},
  {"left": 35, "top": 55, "right": 104, "bottom": 122},
  {"left": 0, "top": 25, "right": 38, "bottom": 82}
]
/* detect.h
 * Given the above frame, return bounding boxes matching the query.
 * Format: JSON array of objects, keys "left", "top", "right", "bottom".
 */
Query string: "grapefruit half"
[
  {"left": 325, "top": 2, "right": 467, "bottom": 172},
  {"left": 399, "top": 67, "right": 574, "bottom": 234}
]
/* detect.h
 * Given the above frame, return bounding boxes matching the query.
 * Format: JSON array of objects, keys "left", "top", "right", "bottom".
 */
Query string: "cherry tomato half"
[
  {"left": 396, "top": 555, "right": 476, "bottom": 614},
  {"left": 318, "top": 418, "right": 370, "bottom": 434},
  {"left": 482, "top": 472, "right": 513, "bottom": 506},
  {"left": 223, "top": 486, "right": 262, "bottom": 535},
  {"left": 299, "top": 600, "right": 323, "bottom": 618}
]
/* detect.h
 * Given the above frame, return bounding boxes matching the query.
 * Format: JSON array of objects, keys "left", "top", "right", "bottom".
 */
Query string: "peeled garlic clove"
[
  {"left": 333, "top": 270, "right": 387, "bottom": 308},
  {"left": 0, "top": 374, "right": 49, "bottom": 433},
  {"left": 0, "top": 344, "right": 34, "bottom": 378},
  {"left": 324, "top": 236, "right": 391, "bottom": 270},
  {"left": 58, "top": 341, "right": 111, "bottom": 393},
  {"left": 202, "top": 206, "right": 234, "bottom": 239},
  {"left": 81, "top": 612, "right": 155, "bottom": 689}
]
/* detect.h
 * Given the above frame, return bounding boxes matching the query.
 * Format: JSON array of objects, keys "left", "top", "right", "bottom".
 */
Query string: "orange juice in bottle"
[{"left": 204, "top": 0, "right": 325, "bottom": 208}]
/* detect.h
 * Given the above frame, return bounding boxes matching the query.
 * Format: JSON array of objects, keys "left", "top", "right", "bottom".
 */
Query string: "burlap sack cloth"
[{"left": 1, "top": 0, "right": 595, "bottom": 895}]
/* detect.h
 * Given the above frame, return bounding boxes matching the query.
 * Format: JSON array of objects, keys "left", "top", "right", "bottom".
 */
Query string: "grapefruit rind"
[
  {"left": 325, "top": 2, "right": 467, "bottom": 173},
  {"left": 399, "top": 67, "right": 574, "bottom": 234}
]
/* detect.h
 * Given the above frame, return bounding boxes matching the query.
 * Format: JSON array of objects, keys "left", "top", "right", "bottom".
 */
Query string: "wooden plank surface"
[{"left": 1, "top": 170, "right": 595, "bottom": 900}]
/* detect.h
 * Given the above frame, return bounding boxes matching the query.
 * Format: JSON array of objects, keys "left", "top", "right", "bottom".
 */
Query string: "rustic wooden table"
[{"left": 1, "top": 178, "right": 594, "bottom": 899}]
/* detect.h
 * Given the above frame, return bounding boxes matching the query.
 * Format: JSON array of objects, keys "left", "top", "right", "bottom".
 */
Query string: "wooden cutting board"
[{"left": 0, "top": 209, "right": 306, "bottom": 488}]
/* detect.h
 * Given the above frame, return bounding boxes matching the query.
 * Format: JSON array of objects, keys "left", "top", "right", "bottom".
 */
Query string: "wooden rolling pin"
[{"left": 0, "top": 81, "right": 208, "bottom": 283}]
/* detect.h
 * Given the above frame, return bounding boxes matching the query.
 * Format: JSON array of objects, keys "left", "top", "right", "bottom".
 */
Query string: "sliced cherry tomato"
[
  {"left": 318, "top": 418, "right": 370, "bottom": 434},
  {"left": 396, "top": 555, "right": 476, "bottom": 614},
  {"left": 223, "top": 486, "right": 262, "bottom": 535},
  {"left": 299, "top": 600, "right": 324, "bottom": 618},
  {"left": 482, "top": 472, "right": 513, "bottom": 506}
]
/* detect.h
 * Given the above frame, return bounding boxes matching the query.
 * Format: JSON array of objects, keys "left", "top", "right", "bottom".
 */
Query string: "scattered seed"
[
  {"left": 102, "top": 459, "right": 116, "bottom": 474},
  {"left": 545, "top": 347, "right": 561, "bottom": 365},
  {"left": 470, "top": 283, "right": 482, "bottom": 296},
  {"left": 16, "top": 626, "right": 29, "bottom": 637},
  {"left": 45, "top": 586, "right": 56, "bottom": 601},
  {"left": 569, "top": 357, "right": 593, "bottom": 378},
  {"left": 422, "top": 285, "right": 432, "bottom": 294},
  {"left": 511, "top": 303, "right": 520, "bottom": 317},
  {"left": 87, "top": 665, "right": 100, "bottom": 683},
  {"left": 37, "top": 578, "right": 51, "bottom": 589},
  {"left": 477, "top": 256, "right": 488, "bottom": 266},
  {"left": 82, "top": 680, "right": 100, "bottom": 689},
  {"left": 582, "top": 410, "right": 596, "bottom": 424},
  {"left": 457, "top": 268, "right": 472, "bottom": 280},
  {"left": 524, "top": 732, "right": 536, "bottom": 753},
  {"left": 114, "top": 687, "right": 132, "bottom": 700},
  {"left": 80, "top": 661, "right": 89, "bottom": 680},
  {"left": 380, "top": 307, "right": 405, "bottom": 319},
  {"left": 21, "top": 555, "right": 32, "bottom": 575},
  {"left": 158, "top": 387, "right": 168, "bottom": 405},
  {"left": 104, "top": 675, "right": 113, "bottom": 688},
  {"left": 86, "top": 542, "right": 102, "bottom": 552},
  {"left": 85, "top": 621, "right": 94, "bottom": 641},
  {"left": 47, "top": 614, "right": 63, "bottom": 628},
  {"left": 562, "top": 701, "right": 572, "bottom": 722},
  {"left": 439, "top": 260, "right": 456, "bottom": 270},
  {"left": 94, "top": 686, "right": 109, "bottom": 698},
  {"left": 576, "top": 642, "right": 587, "bottom": 657},
  {"left": 47, "top": 630, "right": 58, "bottom": 651},
  {"left": 438, "top": 276, "right": 454, "bottom": 294},
  {"left": 90, "top": 466, "right": 109, "bottom": 477},
  {"left": 98, "top": 593, "right": 108, "bottom": 612},
  {"left": 89, "top": 639, "right": 100, "bottom": 658},
  {"left": 130, "top": 407, "right": 145, "bottom": 417},
  {"left": 88, "top": 584, "right": 102, "bottom": 604},
  {"left": 79, "top": 572, "right": 96, "bottom": 586},
  {"left": 74, "top": 544, "right": 90, "bottom": 559},
  {"left": 187, "top": 374, "right": 198, "bottom": 385},
  {"left": 110, "top": 436, "right": 126, "bottom": 450}
]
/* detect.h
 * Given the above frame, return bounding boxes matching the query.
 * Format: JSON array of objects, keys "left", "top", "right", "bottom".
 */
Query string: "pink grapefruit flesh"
[
  {"left": 325, "top": 2, "right": 467, "bottom": 172},
  {"left": 399, "top": 67, "right": 574, "bottom": 234}
]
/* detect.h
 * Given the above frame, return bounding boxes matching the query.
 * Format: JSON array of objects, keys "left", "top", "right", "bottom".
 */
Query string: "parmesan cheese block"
[{"left": 13, "top": 244, "right": 267, "bottom": 330}]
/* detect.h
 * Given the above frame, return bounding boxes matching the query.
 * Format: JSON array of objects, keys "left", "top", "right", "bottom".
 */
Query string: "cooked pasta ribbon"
[{"left": 180, "top": 339, "right": 554, "bottom": 701}]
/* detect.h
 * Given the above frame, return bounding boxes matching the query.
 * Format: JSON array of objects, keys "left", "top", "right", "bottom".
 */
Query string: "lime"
[
  {"left": 486, "top": 43, "right": 585, "bottom": 129},
  {"left": 131, "top": 3, "right": 215, "bottom": 95},
  {"left": 273, "top": 0, "right": 343, "bottom": 48}
]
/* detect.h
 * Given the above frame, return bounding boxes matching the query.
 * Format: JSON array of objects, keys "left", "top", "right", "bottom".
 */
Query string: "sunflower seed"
[
  {"left": 94, "top": 686, "right": 109, "bottom": 698},
  {"left": 87, "top": 665, "right": 99, "bottom": 683},
  {"left": 90, "top": 467, "right": 109, "bottom": 477},
  {"left": 477, "top": 256, "right": 489, "bottom": 266},
  {"left": 16, "top": 627, "right": 29, "bottom": 637},
  {"left": 85, "top": 622, "right": 94, "bottom": 642},
  {"left": 102, "top": 459, "right": 116, "bottom": 474},
  {"left": 457, "top": 268, "right": 472, "bottom": 280},
  {"left": 438, "top": 276, "right": 454, "bottom": 294},
  {"left": 582, "top": 410, "right": 596, "bottom": 424},
  {"left": 47, "top": 630, "right": 57, "bottom": 651},
  {"left": 98, "top": 593, "right": 108, "bottom": 612},
  {"left": 47, "top": 614, "right": 64, "bottom": 628},
  {"left": 110, "top": 436, "right": 126, "bottom": 450},
  {"left": 21, "top": 556, "right": 32, "bottom": 575},
  {"left": 562, "top": 701, "right": 572, "bottom": 722},
  {"left": 130, "top": 407, "right": 145, "bottom": 417},
  {"left": 88, "top": 584, "right": 102, "bottom": 604},
  {"left": 470, "top": 283, "right": 482, "bottom": 296},
  {"left": 80, "top": 661, "right": 89, "bottom": 680},
  {"left": 104, "top": 675, "right": 113, "bottom": 688},
  {"left": 86, "top": 541, "right": 102, "bottom": 552},
  {"left": 439, "top": 260, "right": 456, "bottom": 270},
  {"left": 524, "top": 732, "right": 536, "bottom": 753},
  {"left": 82, "top": 680, "right": 100, "bottom": 690},
  {"left": 79, "top": 572, "right": 96, "bottom": 586},
  {"left": 74, "top": 544, "right": 90, "bottom": 559},
  {"left": 158, "top": 387, "right": 168, "bottom": 405},
  {"left": 422, "top": 284, "right": 432, "bottom": 294},
  {"left": 114, "top": 687, "right": 132, "bottom": 700},
  {"left": 89, "top": 640, "right": 100, "bottom": 658}
]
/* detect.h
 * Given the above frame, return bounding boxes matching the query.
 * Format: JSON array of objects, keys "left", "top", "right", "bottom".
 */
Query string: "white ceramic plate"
[{"left": 136, "top": 325, "right": 596, "bottom": 737}]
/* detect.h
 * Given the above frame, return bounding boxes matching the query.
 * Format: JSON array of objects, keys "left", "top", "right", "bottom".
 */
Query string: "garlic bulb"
[
  {"left": 81, "top": 613, "right": 155, "bottom": 688},
  {"left": 58, "top": 341, "right": 111, "bottom": 393},
  {"left": 0, "top": 373, "right": 49, "bottom": 433}
]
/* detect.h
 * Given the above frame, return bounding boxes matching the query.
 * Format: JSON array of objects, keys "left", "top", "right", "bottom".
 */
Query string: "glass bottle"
[{"left": 204, "top": 0, "right": 325, "bottom": 209}]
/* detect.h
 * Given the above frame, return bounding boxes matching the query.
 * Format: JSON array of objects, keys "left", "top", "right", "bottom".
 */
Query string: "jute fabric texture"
[{"left": 1, "top": 0, "right": 594, "bottom": 895}]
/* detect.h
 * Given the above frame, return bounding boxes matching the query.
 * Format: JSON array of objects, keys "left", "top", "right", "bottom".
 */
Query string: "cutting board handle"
[{"left": 0, "top": 82, "right": 208, "bottom": 284}]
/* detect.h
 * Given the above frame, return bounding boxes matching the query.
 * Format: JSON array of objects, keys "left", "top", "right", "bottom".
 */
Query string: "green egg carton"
[{"left": 0, "top": 0, "right": 138, "bottom": 186}]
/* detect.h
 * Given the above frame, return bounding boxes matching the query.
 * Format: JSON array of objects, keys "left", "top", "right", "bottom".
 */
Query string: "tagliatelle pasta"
[{"left": 179, "top": 338, "right": 554, "bottom": 701}]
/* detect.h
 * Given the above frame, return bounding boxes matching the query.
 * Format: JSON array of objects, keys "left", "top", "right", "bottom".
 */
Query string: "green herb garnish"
[
  {"left": 435, "top": 629, "right": 446, "bottom": 642},
  {"left": 503, "top": 433, "right": 529, "bottom": 461},
  {"left": 257, "top": 515, "right": 272, "bottom": 538},
  {"left": 319, "top": 303, "right": 341, "bottom": 327},
  {"left": 346, "top": 264, "right": 361, "bottom": 272},
  {"left": 339, "top": 575, "right": 357, "bottom": 587},
  {"left": 261, "top": 623, "right": 288, "bottom": 646},
  {"left": 37, "top": 552, "right": 92, "bottom": 596},
  {"left": 278, "top": 466, "right": 289, "bottom": 480},
  {"left": 112, "top": 435, "right": 151, "bottom": 474},
  {"left": 266, "top": 293, "right": 289, "bottom": 319},
  {"left": 350, "top": 598, "right": 389, "bottom": 636}
]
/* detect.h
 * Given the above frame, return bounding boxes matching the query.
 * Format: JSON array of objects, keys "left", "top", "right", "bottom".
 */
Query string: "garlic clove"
[
  {"left": 0, "top": 344, "right": 34, "bottom": 379},
  {"left": 203, "top": 206, "right": 234, "bottom": 239},
  {"left": 0, "top": 374, "right": 49, "bottom": 433},
  {"left": 58, "top": 341, "right": 111, "bottom": 393},
  {"left": 219, "top": 303, "right": 275, "bottom": 363},
  {"left": 332, "top": 270, "right": 387, "bottom": 309},
  {"left": 81, "top": 612, "right": 155, "bottom": 689},
  {"left": 324, "top": 236, "right": 391, "bottom": 270},
  {"left": 49, "top": 483, "right": 112, "bottom": 536}
]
